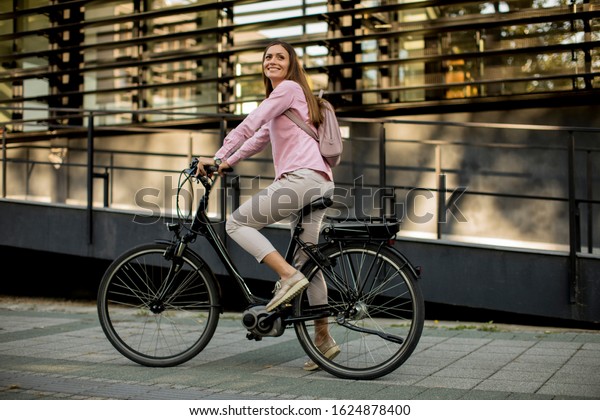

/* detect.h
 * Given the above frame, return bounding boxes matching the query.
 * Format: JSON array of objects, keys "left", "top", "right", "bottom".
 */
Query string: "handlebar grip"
[
  {"left": 205, "top": 165, "right": 233, "bottom": 174},
  {"left": 184, "top": 158, "right": 233, "bottom": 177}
]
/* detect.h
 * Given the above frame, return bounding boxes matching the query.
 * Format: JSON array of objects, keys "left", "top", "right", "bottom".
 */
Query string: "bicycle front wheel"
[
  {"left": 294, "top": 242, "right": 424, "bottom": 380},
  {"left": 97, "top": 243, "right": 220, "bottom": 367}
]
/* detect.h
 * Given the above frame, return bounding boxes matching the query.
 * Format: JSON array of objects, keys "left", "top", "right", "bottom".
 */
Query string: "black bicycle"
[{"left": 97, "top": 158, "right": 424, "bottom": 380}]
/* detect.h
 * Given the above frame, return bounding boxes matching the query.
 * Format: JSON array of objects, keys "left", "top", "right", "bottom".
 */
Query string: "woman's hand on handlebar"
[
  {"left": 194, "top": 157, "right": 215, "bottom": 177},
  {"left": 194, "top": 157, "right": 231, "bottom": 178}
]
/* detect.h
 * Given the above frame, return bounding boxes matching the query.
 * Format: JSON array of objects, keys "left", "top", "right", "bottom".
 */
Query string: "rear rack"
[{"left": 322, "top": 217, "right": 400, "bottom": 241}]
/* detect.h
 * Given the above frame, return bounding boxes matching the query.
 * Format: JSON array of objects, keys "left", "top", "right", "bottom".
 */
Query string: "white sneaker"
[{"left": 266, "top": 271, "right": 309, "bottom": 312}]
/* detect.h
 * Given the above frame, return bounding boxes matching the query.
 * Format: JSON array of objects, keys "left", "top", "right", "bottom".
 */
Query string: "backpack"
[{"left": 284, "top": 98, "right": 343, "bottom": 167}]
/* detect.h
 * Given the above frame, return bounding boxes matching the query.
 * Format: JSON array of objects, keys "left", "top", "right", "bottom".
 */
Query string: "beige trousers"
[{"left": 226, "top": 169, "right": 334, "bottom": 305}]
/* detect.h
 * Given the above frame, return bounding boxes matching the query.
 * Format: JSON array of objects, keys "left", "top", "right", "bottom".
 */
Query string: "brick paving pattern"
[{"left": 1, "top": 297, "right": 599, "bottom": 400}]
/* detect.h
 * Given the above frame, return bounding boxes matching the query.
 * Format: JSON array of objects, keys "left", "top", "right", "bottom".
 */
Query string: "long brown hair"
[{"left": 262, "top": 40, "right": 323, "bottom": 126}]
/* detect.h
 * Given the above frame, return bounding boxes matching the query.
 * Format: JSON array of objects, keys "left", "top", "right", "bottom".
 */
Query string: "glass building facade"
[{"left": 1, "top": 0, "right": 599, "bottom": 134}]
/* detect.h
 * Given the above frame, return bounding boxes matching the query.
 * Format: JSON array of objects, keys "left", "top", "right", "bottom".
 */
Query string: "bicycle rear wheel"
[
  {"left": 294, "top": 242, "right": 424, "bottom": 380},
  {"left": 97, "top": 242, "right": 220, "bottom": 367}
]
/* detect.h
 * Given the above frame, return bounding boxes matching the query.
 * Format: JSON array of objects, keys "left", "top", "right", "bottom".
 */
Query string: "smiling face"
[{"left": 263, "top": 44, "right": 290, "bottom": 88}]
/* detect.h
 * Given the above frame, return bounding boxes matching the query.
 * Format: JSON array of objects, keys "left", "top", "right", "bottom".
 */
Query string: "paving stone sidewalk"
[{"left": 0, "top": 297, "right": 599, "bottom": 400}]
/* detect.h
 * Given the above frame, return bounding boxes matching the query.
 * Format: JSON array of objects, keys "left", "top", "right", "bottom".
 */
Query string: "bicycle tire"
[
  {"left": 294, "top": 242, "right": 424, "bottom": 380},
  {"left": 97, "top": 242, "right": 220, "bottom": 367}
]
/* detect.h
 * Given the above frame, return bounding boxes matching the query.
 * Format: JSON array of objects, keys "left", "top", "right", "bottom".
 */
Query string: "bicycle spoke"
[{"left": 114, "top": 265, "right": 158, "bottom": 303}]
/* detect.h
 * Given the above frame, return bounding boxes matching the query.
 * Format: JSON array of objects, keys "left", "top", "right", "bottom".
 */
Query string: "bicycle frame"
[
  {"left": 173, "top": 171, "right": 333, "bottom": 309},
  {"left": 172, "top": 165, "right": 417, "bottom": 333}
]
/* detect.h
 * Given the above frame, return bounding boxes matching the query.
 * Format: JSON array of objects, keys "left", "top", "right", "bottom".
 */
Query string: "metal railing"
[{"left": 2, "top": 106, "right": 599, "bottom": 306}]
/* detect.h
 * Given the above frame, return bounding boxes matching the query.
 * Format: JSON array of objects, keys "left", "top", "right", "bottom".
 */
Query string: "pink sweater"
[{"left": 215, "top": 80, "right": 333, "bottom": 181}]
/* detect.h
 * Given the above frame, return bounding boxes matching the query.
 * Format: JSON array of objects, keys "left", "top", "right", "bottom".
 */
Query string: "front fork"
[{"left": 151, "top": 237, "right": 191, "bottom": 307}]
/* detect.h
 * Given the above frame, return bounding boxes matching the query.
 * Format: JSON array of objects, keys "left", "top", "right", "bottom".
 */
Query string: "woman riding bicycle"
[{"left": 195, "top": 40, "right": 338, "bottom": 371}]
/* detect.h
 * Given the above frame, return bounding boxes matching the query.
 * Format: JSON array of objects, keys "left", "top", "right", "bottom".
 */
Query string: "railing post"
[
  {"left": 435, "top": 145, "right": 443, "bottom": 239},
  {"left": 567, "top": 131, "right": 579, "bottom": 305},
  {"left": 87, "top": 113, "right": 94, "bottom": 245},
  {"left": 379, "top": 123, "right": 386, "bottom": 217},
  {"left": 101, "top": 168, "right": 109, "bottom": 208},
  {"left": 231, "top": 176, "right": 240, "bottom": 212},
  {"left": 586, "top": 150, "right": 593, "bottom": 254},
  {"left": 1, "top": 125, "right": 6, "bottom": 198},
  {"left": 437, "top": 173, "right": 446, "bottom": 240}
]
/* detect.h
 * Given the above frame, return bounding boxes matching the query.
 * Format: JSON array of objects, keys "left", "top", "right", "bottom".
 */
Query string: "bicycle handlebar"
[{"left": 184, "top": 157, "right": 233, "bottom": 178}]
